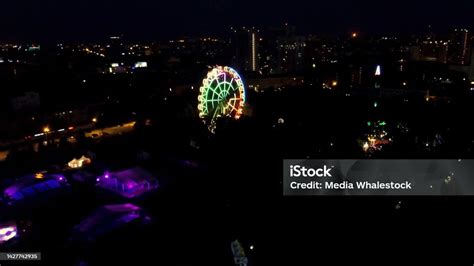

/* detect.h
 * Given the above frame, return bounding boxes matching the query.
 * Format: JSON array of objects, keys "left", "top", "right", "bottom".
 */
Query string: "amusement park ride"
[{"left": 197, "top": 66, "right": 246, "bottom": 133}]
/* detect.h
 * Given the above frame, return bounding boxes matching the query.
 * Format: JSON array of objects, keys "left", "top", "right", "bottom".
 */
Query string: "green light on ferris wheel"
[{"left": 198, "top": 66, "right": 246, "bottom": 126}]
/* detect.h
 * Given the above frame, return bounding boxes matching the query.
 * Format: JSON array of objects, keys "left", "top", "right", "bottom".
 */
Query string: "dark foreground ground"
[{"left": 1, "top": 90, "right": 474, "bottom": 265}]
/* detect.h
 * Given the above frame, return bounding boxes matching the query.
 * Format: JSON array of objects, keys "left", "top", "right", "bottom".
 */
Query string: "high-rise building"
[
  {"left": 419, "top": 38, "right": 448, "bottom": 63},
  {"left": 470, "top": 50, "right": 474, "bottom": 81},
  {"left": 250, "top": 31, "right": 258, "bottom": 72},
  {"left": 349, "top": 66, "right": 364, "bottom": 87},
  {"left": 448, "top": 29, "right": 471, "bottom": 65},
  {"left": 231, "top": 27, "right": 259, "bottom": 72},
  {"left": 258, "top": 34, "right": 278, "bottom": 75},
  {"left": 107, "top": 35, "right": 126, "bottom": 62},
  {"left": 273, "top": 24, "right": 306, "bottom": 74}
]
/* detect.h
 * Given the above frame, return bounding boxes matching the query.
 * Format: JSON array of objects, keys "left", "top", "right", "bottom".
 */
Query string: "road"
[
  {"left": 84, "top": 122, "right": 136, "bottom": 138},
  {"left": 0, "top": 121, "right": 137, "bottom": 162}
]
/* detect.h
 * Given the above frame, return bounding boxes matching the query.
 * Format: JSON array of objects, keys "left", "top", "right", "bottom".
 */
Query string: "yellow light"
[
  {"left": 362, "top": 142, "right": 369, "bottom": 152},
  {"left": 92, "top": 118, "right": 98, "bottom": 123},
  {"left": 352, "top": 32, "right": 358, "bottom": 38},
  {"left": 43, "top": 127, "right": 50, "bottom": 133},
  {"left": 35, "top": 173, "right": 44, "bottom": 179},
  {"left": 332, "top": 81, "right": 338, "bottom": 87}
]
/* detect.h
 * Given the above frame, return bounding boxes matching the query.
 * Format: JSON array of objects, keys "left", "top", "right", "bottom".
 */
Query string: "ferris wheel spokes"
[{"left": 198, "top": 66, "right": 246, "bottom": 131}]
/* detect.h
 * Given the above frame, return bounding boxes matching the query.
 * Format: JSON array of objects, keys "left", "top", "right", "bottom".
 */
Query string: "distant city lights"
[
  {"left": 362, "top": 121, "right": 392, "bottom": 154},
  {"left": 134, "top": 62, "right": 148, "bottom": 68}
]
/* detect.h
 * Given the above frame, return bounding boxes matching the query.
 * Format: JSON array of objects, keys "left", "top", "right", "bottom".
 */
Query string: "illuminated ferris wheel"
[{"left": 198, "top": 66, "right": 246, "bottom": 131}]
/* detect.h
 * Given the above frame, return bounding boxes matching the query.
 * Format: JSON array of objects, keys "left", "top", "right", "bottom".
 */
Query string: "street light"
[
  {"left": 92, "top": 117, "right": 98, "bottom": 123},
  {"left": 43, "top": 126, "right": 50, "bottom": 144}
]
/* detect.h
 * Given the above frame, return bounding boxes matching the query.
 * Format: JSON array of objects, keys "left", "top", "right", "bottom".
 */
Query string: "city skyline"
[{"left": 2, "top": 1, "right": 474, "bottom": 265}]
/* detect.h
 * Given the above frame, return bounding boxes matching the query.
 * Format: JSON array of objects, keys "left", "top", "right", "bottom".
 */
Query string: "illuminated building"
[
  {"left": 27, "top": 45, "right": 40, "bottom": 52},
  {"left": 471, "top": 52, "right": 474, "bottom": 80},
  {"left": 375, "top": 65, "right": 381, "bottom": 76},
  {"left": 109, "top": 62, "right": 128, "bottom": 74},
  {"left": 251, "top": 32, "right": 257, "bottom": 71},
  {"left": 448, "top": 29, "right": 472, "bottom": 65},
  {"left": 107, "top": 35, "right": 126, "bottom": 60},
  {"left": 96, "top": 167, "right": 159, "bottom": 198},
  {"left": 274, "top": 24, "right": 306, "bottom": 74},
  {"left": 374, "top": 65, "right": 382, "bottom": 88},
  {"left": 68, "top": 156, "right": 92, "bottom": 169},
  {"left": 350, "top": 66, "right": 363, "bottom": 87},
  {"left": 134, "top": 61, "right": 148, "bottom": 68},
  {"left": 419, "top": 38, "right": 448, "bottom": 63},
  {"left": 231, "top": 27, "right": 259, "bottom": 72},
  {"left": 2, "top": 174, "right": 68, "bottom": 204},
  {"left": 448, "top": 35, "right": 474, "bottom": 80},
  {"left": 0, "top": 223, "right": 17, "bottom": 244},
  {"left": 247, "top": 76, "right": 304, "bottom": 91}
]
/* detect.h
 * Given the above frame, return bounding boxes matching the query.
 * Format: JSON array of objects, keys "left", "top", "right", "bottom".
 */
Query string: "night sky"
[{"left": 1, "top": 0, "right": 474, "bottom": 41}]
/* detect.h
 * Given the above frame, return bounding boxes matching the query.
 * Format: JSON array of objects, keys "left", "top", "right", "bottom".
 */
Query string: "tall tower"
[
  {"left": 231, "top": 27, "right": 259, "bottom": 72},
  {"left": 250, "top": 31, "right": 258, "bottom": 72}
]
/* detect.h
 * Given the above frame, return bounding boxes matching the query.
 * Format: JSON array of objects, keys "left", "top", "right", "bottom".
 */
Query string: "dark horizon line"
[{"left": 0, "top": 24, "right": 472, "bottom": 44}]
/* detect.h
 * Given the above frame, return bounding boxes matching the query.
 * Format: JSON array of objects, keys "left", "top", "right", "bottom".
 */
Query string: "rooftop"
[{"left": 96, "top": 167, "right": 159, "bottom": 198}]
